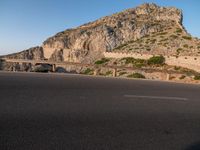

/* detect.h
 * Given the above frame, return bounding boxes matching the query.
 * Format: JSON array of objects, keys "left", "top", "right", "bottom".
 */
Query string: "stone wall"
[
  {"left": 104, "top": 52, "right": 153, "bottom": 59},
  {"left": 103, "top": 52, "right": 200, "bottom": 72},
  {"left": 165, "top": 56, "right": 200, "bottom": 72}
]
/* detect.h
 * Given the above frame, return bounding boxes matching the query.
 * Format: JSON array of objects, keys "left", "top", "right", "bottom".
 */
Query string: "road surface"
[{"left": 0, "top": 72, "right": 200, "bottom": 150}]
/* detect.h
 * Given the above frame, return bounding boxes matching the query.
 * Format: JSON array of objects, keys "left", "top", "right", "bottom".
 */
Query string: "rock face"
[
  {"left": 42, "top": 3, "right": 184, "bottom": 63},
  {"left": 4, "top": 46, "right": 44, "bottom": 60},
  {"left": 1, "top": 3, "right": 199, "bottom": 64}
]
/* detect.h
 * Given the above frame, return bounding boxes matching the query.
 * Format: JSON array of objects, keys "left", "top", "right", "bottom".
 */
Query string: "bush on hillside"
[
  {"left": 194, "top": 75, "right": 200, "bottom": 80},
  {"left": 176, "top": 28, "right": 182, "bottom": 33},
  {"left": 95, "top": 58, "right": 110, "bottom": 65},
  {"left": 121, "top": 57, "right": 146, "bottom": 68},
  {"left": 147, "top": 55, "right": 165, "bottom": 65},
  {"left": 127, "top": 73, "right": 145, "bottom": 79},
  {"left": 82, "top": 68, "right": 93, "bottom": 75},
  {"left": 182, "top": 36, "right": 192, "bottom": 40}
]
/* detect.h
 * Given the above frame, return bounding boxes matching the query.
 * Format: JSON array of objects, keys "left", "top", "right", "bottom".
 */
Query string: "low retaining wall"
[
  {"left": 165, "top": 56, "right": 200, "bottom": 72},
  {"left": 104, "top": 52, "right": 153, "bottom": 59},
  {"left": 103, "top": 52, "right": 200, "bottom": 72}
]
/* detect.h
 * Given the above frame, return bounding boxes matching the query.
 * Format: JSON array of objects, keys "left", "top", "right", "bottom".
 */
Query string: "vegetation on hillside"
[
  {"left": 121, "top": 57, "right": 146, "bottom": 68},
  {"left": 82, "top": 68, "right": 94, "bottom": 75},
  {"left": 95, "top": 58, "right": 110, "bottom": 65},
  {"left": 147, "top": 55, "right": 165, "bottom": 65},
  {"left": 194, "top": 75, "right": 200, "bottom": 80},
  {"left": 127, "top": 73, "right": 145, "bottom": 79},
  {"left": 112, "top": 26, "right": 200, "bottom": 57},
  {"left": 120, "top": 55, "right": 165, "bottom": 67}
]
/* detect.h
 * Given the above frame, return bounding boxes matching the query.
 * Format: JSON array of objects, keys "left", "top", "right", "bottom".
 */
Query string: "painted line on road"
[{"left": 124, "top": 95, "right": 188, "bottom": 101}]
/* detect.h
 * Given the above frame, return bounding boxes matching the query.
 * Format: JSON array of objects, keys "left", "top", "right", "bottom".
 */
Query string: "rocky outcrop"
[
  {"left": 4, "top": 46, "right": 44, "bottom": 60},
  {"left": 49, "top": 49, "right": 64, "bottom": 62},
  {"left": 41, "top": 3, "right": 184, "bottom": 62}
]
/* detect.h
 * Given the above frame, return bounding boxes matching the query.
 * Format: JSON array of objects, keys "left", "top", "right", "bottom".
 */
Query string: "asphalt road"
[{"left": 0, "top": 72, "right": 200, "bottom": 150}]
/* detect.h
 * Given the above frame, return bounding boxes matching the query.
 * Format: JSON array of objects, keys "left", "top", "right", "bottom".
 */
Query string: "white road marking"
[{"left": 124, "top": 95, "right": 188, "bottom": 101}]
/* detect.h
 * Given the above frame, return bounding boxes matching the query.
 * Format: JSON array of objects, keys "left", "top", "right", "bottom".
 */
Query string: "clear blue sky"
[{"left": 0, "top": 0, "right": 200, "bottom": 55}]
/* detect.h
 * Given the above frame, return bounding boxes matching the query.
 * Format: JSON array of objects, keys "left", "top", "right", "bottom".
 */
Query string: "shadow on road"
[{"left": 185, "top": 142, "right": 200, "bottom": 150}]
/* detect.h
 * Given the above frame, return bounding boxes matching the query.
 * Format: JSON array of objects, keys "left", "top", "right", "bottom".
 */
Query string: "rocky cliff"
[
  {"left": 2, "top": 3, "right": 193, "bottom": 63},
  {"left": 42, "top": 3, "right": 185, "bottom": 63}
]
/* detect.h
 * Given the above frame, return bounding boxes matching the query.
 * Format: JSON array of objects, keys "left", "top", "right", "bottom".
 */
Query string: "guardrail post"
[
  {"left": 93, "top": 69, "right": 98, "bottom": 76},
  {"left": 166, "top": 73, "right": 170, "bottom": 81},
  {"left": 52, "top": 64, "right": 56, "bottom": 72},
  {"left": 19, "top": 62, "right": 22, "bottom": 71},
  {"left": 112, "top": 68, "right": 117, "bottom": 77},
  {"left": 12, "top": 66, "right": 16, "bottom": 72}
]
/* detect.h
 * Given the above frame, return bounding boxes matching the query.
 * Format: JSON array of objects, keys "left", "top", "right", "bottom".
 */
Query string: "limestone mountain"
[{"left": 3, "top": 3, "right": 199, "bottom": 63}]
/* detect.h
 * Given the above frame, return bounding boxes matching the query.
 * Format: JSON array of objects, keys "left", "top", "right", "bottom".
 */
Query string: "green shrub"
[
  {"left": 82, "top": 68, "right": 93, "bottom": 75},
  {"left": 163, "top": 43, "right": 168, "bottom": 47},
  {"left": 179, "top": 75, "right": 186, "bottom": 80},
  {"left": 128, "top": 48, "right": 133, "bottom": 51},
  {"left": 160, "top": 36, "right": 164, "bottom": 38},
  {"left": 105, "top": 71, "right": 112, "bottom": 76},
  {"left": 169, "top": 76, "right": 176, "bottom": 80},
  {"left": 170, "top": 34, "right": 178, "bottom": 39},
  {"left": 194, "top": 75, "right": 200, "bottom": 80},
  {"left": 113, "top": 61, "right": 117, "bottom": 65},
  {"left": 95, "top": 58, "right": 110, "bottom": 65},
  {"left": 176, "top": 48, "right": 183, "bottom": 54},
  {"left": 182, "top": 36, "right": 192, "bottom": 40},
  {"left": 119, "top": 71, "right": 127, "bottom": 76},
  {"left": 179, "top": 68, "right": 198, "bottom": 76},
  {"left": 183, "top": 44, "right": 189, "bottom": 48},
  {"left": 150, "top": 39, "right": 157, "bottom": 44},
  {"left": 174, "top": 66, "right": 181, "bottom": 70},
  {"left": 176, "top": 28, "right": 182, "bottom": 33},
  {"left": 146, "top": 48, "right": 151, "bottom": 51},
  {"left": 147, "top": 55, "right": 165, "bottom": 65},
  {"left": 127, "top": 73, "right": 145, "bottom": 79},
  {"left": 146, "top": 38, "right": 150, "bottom": 41},
  {"left": 121, "top": 57, "right": 135, "bottom": 64},
  {"left": 121, "top": 57, "right": 146, "bottom": 67}
]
